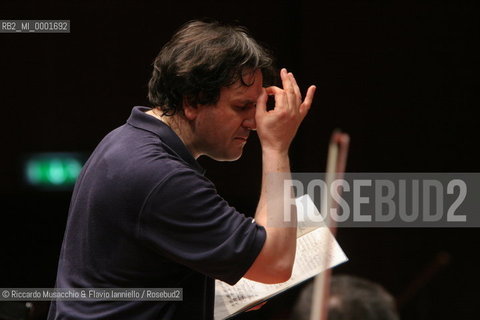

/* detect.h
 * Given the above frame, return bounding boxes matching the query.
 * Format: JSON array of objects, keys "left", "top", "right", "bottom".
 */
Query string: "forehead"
[{"left": 220, "top": 70, "right": 263, "bottom": 104}]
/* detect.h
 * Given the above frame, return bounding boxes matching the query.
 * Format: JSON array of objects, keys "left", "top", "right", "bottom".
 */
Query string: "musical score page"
[{"left": 214, "top": 195, "right": 348, "bottom": 319}]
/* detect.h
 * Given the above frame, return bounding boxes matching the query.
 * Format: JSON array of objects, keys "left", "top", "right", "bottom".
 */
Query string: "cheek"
[
  {"left": 205, "top": 125, "right": 227, "bottom": 145},
  {"left": 200, "top": 110, "right": 240, "bottom": 143},
  {"left": 209, "top": 116, "right": 235, "bottom": 137}
]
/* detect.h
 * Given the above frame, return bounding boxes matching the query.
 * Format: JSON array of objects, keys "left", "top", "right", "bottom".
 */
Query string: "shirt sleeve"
[{"left": 137, "top": 167, "right": 266, "bottom": 285}]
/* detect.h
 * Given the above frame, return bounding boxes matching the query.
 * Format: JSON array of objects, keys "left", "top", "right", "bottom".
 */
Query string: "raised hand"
[{"left": 255, "top": 68, "right": 316, "bottom": 154}]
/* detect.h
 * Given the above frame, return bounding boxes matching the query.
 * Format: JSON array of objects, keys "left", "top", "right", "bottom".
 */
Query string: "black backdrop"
[{"left": 0, "top": 1, "right": 478, "bottom": 319}]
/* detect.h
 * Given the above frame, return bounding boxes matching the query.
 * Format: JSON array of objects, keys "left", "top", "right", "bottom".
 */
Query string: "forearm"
[
  {"left": 255, "top": 149, "right": 294, "bottom": 227},
  {"left": 244, "top": 68, "right": 315, "bottom": 284},
  {"left": 245, "top": 150, "right": 297, "bottom": 283}
]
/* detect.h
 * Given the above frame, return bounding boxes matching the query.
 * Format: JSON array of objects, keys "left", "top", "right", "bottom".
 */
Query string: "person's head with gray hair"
[{"left": 291, "top": 275, "right": 400, "bottom": 320}]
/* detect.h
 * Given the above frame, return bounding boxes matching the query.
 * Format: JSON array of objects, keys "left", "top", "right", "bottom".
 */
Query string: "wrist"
[
  {"left": 261, "top": 147, "right": 289, "bottom": 159},
  {"left": 261, "top": 149, "right": 290, "bottom": 173}
]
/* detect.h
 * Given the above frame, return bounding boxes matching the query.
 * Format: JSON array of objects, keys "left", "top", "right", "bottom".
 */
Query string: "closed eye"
[{"left": 235, "top": 104, "right": 256, "bottom": 111}]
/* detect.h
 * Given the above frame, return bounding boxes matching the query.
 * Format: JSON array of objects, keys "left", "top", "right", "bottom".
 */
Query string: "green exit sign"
[{"left": 24, "top": 153, "right": 85, "bottom": 189}]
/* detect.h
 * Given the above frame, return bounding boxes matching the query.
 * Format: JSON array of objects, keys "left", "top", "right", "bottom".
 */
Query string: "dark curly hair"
[{"left": 148, "top": 20, "right": 276, "bottom": 116}]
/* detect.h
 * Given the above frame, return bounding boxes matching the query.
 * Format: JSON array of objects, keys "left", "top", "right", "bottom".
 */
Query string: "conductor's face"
[{"left": 188, "top": 70, "right": 263, "bottom": 161}]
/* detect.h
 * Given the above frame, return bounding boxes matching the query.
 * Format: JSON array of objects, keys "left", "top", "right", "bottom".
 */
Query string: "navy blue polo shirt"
[{"left": 48, "top": 106, "right": 266, "bottom": 320}]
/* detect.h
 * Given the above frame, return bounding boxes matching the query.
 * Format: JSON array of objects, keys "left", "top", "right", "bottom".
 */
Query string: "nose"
[{"left": 242, "top": 109, "right": 257, "bottom": 131}]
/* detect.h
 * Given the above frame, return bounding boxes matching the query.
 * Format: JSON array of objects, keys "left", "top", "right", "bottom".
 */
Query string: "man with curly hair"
[{"left": 49, "top": 20, "right": 315, "bottom": 320}]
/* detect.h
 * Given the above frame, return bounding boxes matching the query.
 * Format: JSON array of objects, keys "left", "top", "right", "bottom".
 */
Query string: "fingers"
[
  {"left": 255, "top": 88, "right": 268, "bottom": 115},
  {"left": 280, "top": 68, "right": 300, "bottom": 112},
  {"left": 266, "top": 69, "right": 315, "bottom": 116},
  {"left": 300, "top": 85, "right": 316, "bottom": 114},
  {"left": 265, "top": 86, "right": 282, "bottom": 95},
  {"left": 265, "top": 86, "right": 288, "bottom": 112},
  {"left": 256, "top": 70, "right": 316, "bottom": 153},
  {"left": 247, "top": 301, "right": 267, "bottom": 311},
  {"left": 289, "top": 73, "right": 302, "bottom": 103}
]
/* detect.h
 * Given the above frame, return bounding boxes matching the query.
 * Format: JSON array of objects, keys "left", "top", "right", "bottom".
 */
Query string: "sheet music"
[
  {"left": 296, "top": 193, "right": 325, "bottom": 238},
  {"left": 214, "top": 195, "right": 348, "bottom": 319}
]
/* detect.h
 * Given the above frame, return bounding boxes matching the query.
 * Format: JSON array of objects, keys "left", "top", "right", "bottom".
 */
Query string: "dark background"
[{"left": 0, "top": 0, "right": 478, "bottom": 319}]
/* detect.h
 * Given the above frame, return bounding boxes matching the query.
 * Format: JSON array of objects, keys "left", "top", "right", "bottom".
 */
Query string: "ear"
[{"left": 182, "top": 97, "right": 198, "bottom": 121}]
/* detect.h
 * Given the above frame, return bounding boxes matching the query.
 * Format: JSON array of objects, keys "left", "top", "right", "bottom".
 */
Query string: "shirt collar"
[{"left": 126, "top": 106, "right": 205, "bottom": 174}]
